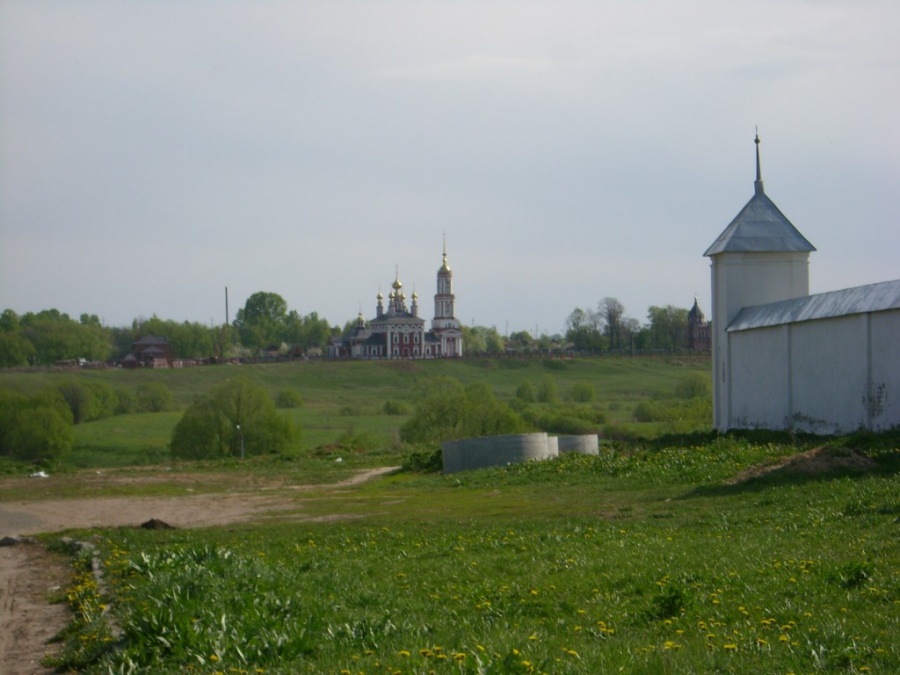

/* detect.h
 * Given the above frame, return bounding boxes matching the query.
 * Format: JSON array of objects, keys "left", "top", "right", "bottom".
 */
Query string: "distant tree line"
[
  {"left": 565, "top": 297, "right": 693, "bottom": 353},
  {"left": 0, "top": 292, "right": 703, "bottom": 367},
  {"left": 0, "top": 291, "right": 343, "bottom": 367}
]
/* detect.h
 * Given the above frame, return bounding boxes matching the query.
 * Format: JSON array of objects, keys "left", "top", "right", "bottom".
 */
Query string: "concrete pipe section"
[{"left": 442, "top": 432, "right": 558, "bottom": 474}]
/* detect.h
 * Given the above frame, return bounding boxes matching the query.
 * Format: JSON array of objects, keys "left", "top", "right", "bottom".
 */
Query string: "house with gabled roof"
[{"left": 128, "top": 335, "right": 172, "bottom": 368}]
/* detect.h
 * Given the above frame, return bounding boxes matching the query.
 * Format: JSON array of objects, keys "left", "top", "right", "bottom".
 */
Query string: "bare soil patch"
[
  {"left": 0, "top": 544, "right": 70, "bottom": 675},
  {"left": 727, "top": 446, "right": 877, "bottom": 485}
]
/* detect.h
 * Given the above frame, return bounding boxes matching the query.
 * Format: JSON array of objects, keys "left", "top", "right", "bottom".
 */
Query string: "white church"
[
  {"left": 328, "top": 242, "right": 463, "bottom": 360},
  {"left": 704, "top": 136, "right": 899, "bottom": 434}
]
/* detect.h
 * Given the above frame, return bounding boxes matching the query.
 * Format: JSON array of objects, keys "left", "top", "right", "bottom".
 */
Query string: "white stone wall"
[{"left": 726, "top": 309, "right": 900, "bottom": 433}]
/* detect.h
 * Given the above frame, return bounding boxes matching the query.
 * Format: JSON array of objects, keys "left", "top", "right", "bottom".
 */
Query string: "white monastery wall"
[
  {"left": 729, "top": 325, "right": 790, "bottom": 429},
  {"left": 789, "top": 315, "right": 868, "bottom": 433},
  {"left": 869, "top": 310, "right": 900, "bottom": 430},
  {"left": 726, "top": 309, "right": 899, "bottom": 433}
]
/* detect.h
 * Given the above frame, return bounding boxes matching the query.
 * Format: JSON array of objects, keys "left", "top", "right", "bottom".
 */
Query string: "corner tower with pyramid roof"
[{"left": 704, "top": 135, "right": 816, "bottom": 430}]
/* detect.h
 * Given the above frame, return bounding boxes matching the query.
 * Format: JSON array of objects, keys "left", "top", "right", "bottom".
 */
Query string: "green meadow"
[{"left": 2, "top": 357, "right": 898, "bottom": 673}]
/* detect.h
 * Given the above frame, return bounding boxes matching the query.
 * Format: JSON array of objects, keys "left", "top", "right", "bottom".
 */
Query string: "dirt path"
[
  {"left": 0, "top": 544, "right": 70, "bottom": 675},
  {"left": 0, "top": 466, "right": 398, "bottom": 674}
]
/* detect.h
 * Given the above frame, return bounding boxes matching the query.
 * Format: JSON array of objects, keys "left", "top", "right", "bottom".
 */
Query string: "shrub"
[
  {"left": 0, "top": 389, "right": 73, "bottom": 461},
  {"left": 85, "top": 381, "right": 117, "bottom": 420},
  {"left": 383, "top": 400, "right": 411, "bottom": 415},
  {"left": 633, "top": 400, "right": 661, "bottom": 423},
  {"left": 170, "top": 377, "right": 296, "bottom": 460},
  {"left": 114, "top": 387, "right": 138, "bottom": 414},
  {"left": 674, "top": 372, "right": 711, "bottom": 400},
  {"left": 136, "top": 382, "right": 174, "bottom": 413},
  {"left": 515, "top": 381, "right": 535, "bottom": 402},
  {"left": 402, "top": 446, "right": 443, "bottom": 473},
  {"left": 523, "top": 404, "right": 607, "bottom": 435},
  {"left": 567, "top": 381, "right": 596, "bottom": 403},
  {"left": 56, "top": 380, "right": 96, "bottom": 425},
  {"left": 401, "top": 377, "right": 528, "bottom": 443},
  {"left": 537, "top": 376, "right": 559, "bottom": 404},
  {"left": 276, "top": 388, "right": 304, "bottom": 409}
]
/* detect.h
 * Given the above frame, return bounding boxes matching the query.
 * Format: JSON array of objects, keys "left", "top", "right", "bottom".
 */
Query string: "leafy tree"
[
  {"left": 459, "top": 382, "right": 528, "bottom": 438},
  {"left": 647, "top": 305, "right": 690, "bottom": 351},
  {"left": 400, "top": 377, "right": 527, "bottom": 443},
  {"left": 0, "top": 389, "right": 73, "bottom": 461},
  {"left": 170, "top": 377, "right": 295, "bottom": 460},
  {"left": 599, "top": 297, "right": 625, "bottom": 350},
  {"left": 0, "top": 309, "right": 20, "bottom": 332},
  {"left": 18, "top": 309, "right": 111, "bottom": 363},
  {"left": 565, "top": 308, "right": 604, "bottom": 352},
  {"left": 170, "top": 321, "right": 216, "bottom": 359},
  {"left": 400, "top": 377, "right": 467, "bottom": 443},
  {"left": 233, "top": 292, "right": 289, "bottom": 355},
  {"left": 507, "top": 330, "right": 534, "bottom": 353},
  {"left": 0, "top": 309, "right": 35, "bottom": 368},
  {"left": 0, "top": 331, "right": 36, "bottom": 367},
  {"left": 285, "top": 311, "right": 335, "bottom": 351},
  {"left": 461, "top": 325, "right": 504, "bottom": 356},
  {"left": 130, "top": 317, "right": 216, "bottom": 359}
]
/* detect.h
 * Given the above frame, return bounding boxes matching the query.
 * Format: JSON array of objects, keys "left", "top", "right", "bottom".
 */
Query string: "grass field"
[
  {"left": 1, "top": 355, "right": 711, "bottom": 470},
  {"left": 48, "top": 435, "right": 899, "bottom": 674},
  {"left": 3, "top": 357, "right": 898, "bottom": 673}
]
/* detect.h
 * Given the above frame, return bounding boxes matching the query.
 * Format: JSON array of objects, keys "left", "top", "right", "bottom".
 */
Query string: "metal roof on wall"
[
  {"left": 704, "top": 191, "right": 816, "bottom": 256},
  {"left": 727, "top": 279, "right": 900, "bottom": 332}
]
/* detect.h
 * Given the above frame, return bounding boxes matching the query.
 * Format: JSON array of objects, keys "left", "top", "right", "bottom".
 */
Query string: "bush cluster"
[
  {"left": 170, "top": 377, "right": 296, "bottom": 460},
  {"left": 0, "top": 389, "right": 74, "bottom": 461},
  {"left": 400, "top": 377, "right": 529, "bottom": 444}
]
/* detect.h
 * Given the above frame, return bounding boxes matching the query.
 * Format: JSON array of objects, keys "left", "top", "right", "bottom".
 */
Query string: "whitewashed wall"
[{"left": 726, "top": 309, "right": 900, "bottom": 433}]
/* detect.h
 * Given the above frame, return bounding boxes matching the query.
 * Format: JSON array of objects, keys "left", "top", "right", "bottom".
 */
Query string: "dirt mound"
[
  {"left": 139, "top": 518, "right": 175, "bottom": 530},
  {"left": 729, "top": 446, "right": 877, "bottom": 485}
]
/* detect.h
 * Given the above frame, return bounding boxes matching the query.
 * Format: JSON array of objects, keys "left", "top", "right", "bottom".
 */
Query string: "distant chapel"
[
  {"left": 328, "top": 243, "right": 463, "bottom": 359},
  {"left": 704, "top": 135, "right": 899, "bottom": 433}
]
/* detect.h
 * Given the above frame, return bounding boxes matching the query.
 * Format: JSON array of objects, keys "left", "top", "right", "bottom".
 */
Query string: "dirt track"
[{"left": 0, "top": 467, "right": 398, "bottom": 675}]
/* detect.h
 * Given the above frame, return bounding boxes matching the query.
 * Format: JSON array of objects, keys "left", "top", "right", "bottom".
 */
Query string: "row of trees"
[
  {"left": 0, "top": 293, "right": 340, "bottom": 367},
  {"left": 0, "top": 292, "right": 702, "bottom": 367},
  {"left": 565, "top": 298, "right": 695, "bottom": 353}
]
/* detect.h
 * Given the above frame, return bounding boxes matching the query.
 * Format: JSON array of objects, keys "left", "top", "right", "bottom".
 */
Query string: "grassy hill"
[{"left": 1, "top": 355, "right": 712, "bottom": 469}]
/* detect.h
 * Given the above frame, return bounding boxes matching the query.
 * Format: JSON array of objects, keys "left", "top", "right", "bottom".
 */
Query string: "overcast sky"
[{"left": 2, "top": 1, "right": 897, "bottom": 336}]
